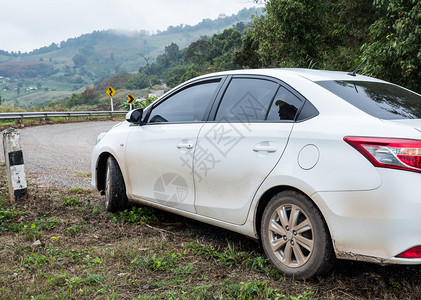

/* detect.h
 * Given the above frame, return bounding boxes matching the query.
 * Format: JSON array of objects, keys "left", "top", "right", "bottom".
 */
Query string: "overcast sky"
[{"left": 1, "top": 0, "right": 260, "bottom": 53}]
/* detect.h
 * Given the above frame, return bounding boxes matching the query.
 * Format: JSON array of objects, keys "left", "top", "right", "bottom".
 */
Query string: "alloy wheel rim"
[{"left": 268, "top": 203, "right": 314, "bottom": 268}]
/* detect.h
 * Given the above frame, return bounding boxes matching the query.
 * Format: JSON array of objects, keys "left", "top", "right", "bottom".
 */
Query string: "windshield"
[{"left": 317, "top": 80, "right": 421, "bottom": 119}]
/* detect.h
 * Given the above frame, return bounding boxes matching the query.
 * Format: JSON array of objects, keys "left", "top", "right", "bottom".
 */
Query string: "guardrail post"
[{"left": 2, "top": 128, "right": 27, "bottom": 203}]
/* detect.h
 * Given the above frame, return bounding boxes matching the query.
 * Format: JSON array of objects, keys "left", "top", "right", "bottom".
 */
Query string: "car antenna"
[{"left": 347, "top": 56, "right": 369, "bottom": 77}]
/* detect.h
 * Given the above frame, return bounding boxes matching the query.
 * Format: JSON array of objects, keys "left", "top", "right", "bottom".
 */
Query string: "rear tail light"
[
  {"left": 344, "top": 137, "right": 421, "bottom": 173},
  {"left": 396, "top": 246, "right": 421, "bottom": 259}
]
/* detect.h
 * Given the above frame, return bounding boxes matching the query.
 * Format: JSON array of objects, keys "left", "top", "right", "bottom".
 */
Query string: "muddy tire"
[
  {"left": 104, "top": 156, "right": 128, "bottom": 212},
  {"left": 261, "top": 190, "right": 335, "bottom": 279}
]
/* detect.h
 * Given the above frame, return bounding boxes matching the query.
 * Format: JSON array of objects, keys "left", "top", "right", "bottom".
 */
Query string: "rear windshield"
[{"left": 317, "top": 80, "right": 421, "bottom": 119}]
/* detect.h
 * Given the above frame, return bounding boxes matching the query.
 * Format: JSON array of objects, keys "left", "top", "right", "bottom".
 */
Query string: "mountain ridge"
[{"left": 0, "top": 7, "right": 261, "bottom": 106}]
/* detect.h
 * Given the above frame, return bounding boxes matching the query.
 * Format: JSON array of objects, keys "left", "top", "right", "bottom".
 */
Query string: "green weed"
[
  {"left": 47, "top": 272, "right": 104, "bottom": 288},
  {"left": 163, "top": 280, "right": 282, "bottom": 299},
  {"left": 289, "top": 289, "right": 314, "bottom": 300},
  {"left": 110, "top": 206, "right": 161, "bottom": 225},
  {"left": 169, "top": 279, "right": 313, "bottom": 300},
  {"left": 0, "top": 199, "right": 26, "bottom": 233},
  {"left": 390, "top": 281, "right": 402, "bottom": 293},
  {"left": 46, "top": 247, "right": 65, "bottom": 258},
  {"left": 149, "top": 278, "right": 185, "bottom": 289},
  {"left": 23, "top": 253, "right": 50, "bottom": 269},
  {"left": 186, "top": 241, "right": 280, "bottom": 279},
  {"left": 131, "top": 252, "right": 180, "bottom": 271},
  {"left": 186, "top": 241, "right": 250, "bottom": 264},
  {"left": 3, "top": 214, "right": 59, "bottom": 240},
  {"left": 45, "top": 246, "right": 99, "bottom": 269},
  {"left": 47, "top": 274, "right": 68, "bottom": 287},
  {"left": 65, "top": 276, "right": 84, "bottom": 288},
  {"left": 19, "top": 223, "right": 41, "bottom": 240},
  {"left": 84, "top": 254, "right": 101, "bottom": 265},
  {"left": 35, "top": 216, "right": 59, "bottom": 230},
  {"left": 171, "top": 263, "right": 197, "bottom": 276},
  {"left": 69, "top": 248, "right": 90, "bottom": 261},
  {"left": 84, "top": 274, "right": 105, "bottom": 284},
  {"left": 63, "top": 196, "right": 81, "bottom": 206},
  {"left": 186, "top": 242, "right": 220, "bottom": 259},
  {"left": 65, "top": 224, "right": 81, "bottom": 236}
]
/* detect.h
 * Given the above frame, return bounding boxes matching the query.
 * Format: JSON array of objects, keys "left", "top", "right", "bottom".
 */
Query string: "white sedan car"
[{"left": 92, "top": 69, "right": 421, "bottom": 279}]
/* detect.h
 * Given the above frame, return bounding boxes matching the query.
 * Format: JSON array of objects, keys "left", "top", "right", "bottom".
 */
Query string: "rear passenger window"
[
  {"left": 266, "top": 86, "right": 302, "bottom": 121},
  {"left": 215, "top": 78, "right": 278, "bottom": 122}
]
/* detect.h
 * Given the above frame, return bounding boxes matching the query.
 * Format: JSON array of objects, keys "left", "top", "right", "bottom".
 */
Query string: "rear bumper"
[{"left": 313, "top": 168, "right": 421, "bottom": 264}]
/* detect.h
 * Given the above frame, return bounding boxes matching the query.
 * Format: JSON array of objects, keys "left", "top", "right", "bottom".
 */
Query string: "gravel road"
[{"left": 1, "top": 121, "right": 121, "bottom": 189}]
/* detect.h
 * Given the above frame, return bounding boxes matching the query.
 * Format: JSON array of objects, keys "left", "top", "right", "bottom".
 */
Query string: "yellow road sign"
[
  {"left": 127, "top": 95, "right": 135, "bottom": 104},
  {"left": 106, "top": 86, "right": 116, "bottom": 97}
]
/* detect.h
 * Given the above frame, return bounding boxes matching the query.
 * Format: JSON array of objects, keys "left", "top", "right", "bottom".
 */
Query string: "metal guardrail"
[{"left": 0, "top": 111, "right": 128, "bottom": 121}]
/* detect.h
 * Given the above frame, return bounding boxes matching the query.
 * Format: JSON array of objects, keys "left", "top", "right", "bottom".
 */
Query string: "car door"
[
  {"left": 194, "top": 76, "right": 303, "bottom": 224},
  {"left": 124, "top": 77, "right": 223, "bottom": 213}
]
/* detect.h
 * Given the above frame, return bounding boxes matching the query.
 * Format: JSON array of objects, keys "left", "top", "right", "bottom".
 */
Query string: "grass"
[
  {"left": 110, "top": 205, "right": 163, "bottom": 225},
  {"left": 75, "top": 171, "right": 91, "bottom": 178},
  {"left": 0, "top": 165, "right": 421, "bottom": 299}
]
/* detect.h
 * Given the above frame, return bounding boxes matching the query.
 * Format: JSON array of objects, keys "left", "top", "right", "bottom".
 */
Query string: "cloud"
[{"left": 0, "top": 0, "right": 259, "bottom": 52}]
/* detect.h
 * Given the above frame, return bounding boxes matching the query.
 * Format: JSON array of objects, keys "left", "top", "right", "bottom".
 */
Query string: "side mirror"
[{"left": 126, "top": 108, "right": 143, "bottom": 124}]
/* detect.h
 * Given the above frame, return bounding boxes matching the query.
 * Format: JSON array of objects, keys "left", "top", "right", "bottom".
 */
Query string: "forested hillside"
[
  {"left": 233, "top": 0, "right": 421, "bottom": 93},
  {"left": 0, "top": 8, "right": 259, "bottom": 107},
  {"left": 1, "top": 0, "right": 420, "bottom": 111},
  {"left": 96, "top": 0, "right": 421, "bottom": 104}
]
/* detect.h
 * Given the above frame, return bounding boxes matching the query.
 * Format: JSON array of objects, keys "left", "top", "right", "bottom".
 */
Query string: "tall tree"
[
  {"left": 233, "top": 0, "right": 376, "bottom": 70},
  {"left": 362, "top": 0, "right": 421, "bottom": 93},
  {"left": 165, "top": 43, "right": 180, "bottom": 60},
  {"left": 247, "top": 0, "right": 329, "bottom": 68},
  {"left": 325, "top": 0, "right": 376, "bottom": 70},
  {"left": 185, "top": 39, "right": 212, "bottom": 64},
  {"left": 140, "top": 52, "right": 152, "bottom": 88}
]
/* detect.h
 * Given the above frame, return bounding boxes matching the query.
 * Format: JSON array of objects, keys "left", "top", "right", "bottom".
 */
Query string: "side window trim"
[
  {"left": 207, "top": 75, "right": 233, "bottom": 121},
  {"left": 264, "top": 85, "right": 281, "bottom": 120}
]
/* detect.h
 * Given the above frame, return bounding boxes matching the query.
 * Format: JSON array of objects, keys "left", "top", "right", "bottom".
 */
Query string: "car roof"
[{"left": 198, "top": 68, "right": 385, "bottom": 84}]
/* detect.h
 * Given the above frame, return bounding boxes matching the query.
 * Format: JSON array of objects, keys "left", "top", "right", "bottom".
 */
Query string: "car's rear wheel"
[
  {"left": 104, "top": 156, "right": 128, "bottom": 212},
  {"left": 261, "top": 191, "right": 334, "bottom": 279}
]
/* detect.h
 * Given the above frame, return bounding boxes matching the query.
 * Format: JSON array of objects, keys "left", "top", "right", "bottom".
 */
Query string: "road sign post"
[
  {"left": 127, "top": 95, "right": 135, "bottom": 111},
  {"left": 106, "top": 86, "right": 116, "bottom": 112}
]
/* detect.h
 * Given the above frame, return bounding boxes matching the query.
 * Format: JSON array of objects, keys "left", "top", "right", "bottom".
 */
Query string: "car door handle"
[
  {"left": 253, "top": 142, "right": 277, "bottom": 152},
  {"left": 177, "top": 141, "right": 194, "bottom": 149}
]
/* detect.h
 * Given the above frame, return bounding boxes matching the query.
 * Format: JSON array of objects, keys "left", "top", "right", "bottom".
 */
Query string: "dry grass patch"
[{"left": 0, "top": 165, "right": 420, "bottom": 299}]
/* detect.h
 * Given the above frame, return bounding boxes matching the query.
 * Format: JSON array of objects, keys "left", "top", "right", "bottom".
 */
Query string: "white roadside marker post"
[{"left": 2, "top": 128, "right": 27, "bottom": 203}]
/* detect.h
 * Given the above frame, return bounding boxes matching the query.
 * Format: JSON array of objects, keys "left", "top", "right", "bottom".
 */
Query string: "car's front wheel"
[
  {"left": 104, "top": 156, "right": 128, "bottom": 212},
  {"left": 261, "top": 191, "right": 334, "bottom": 279}
]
